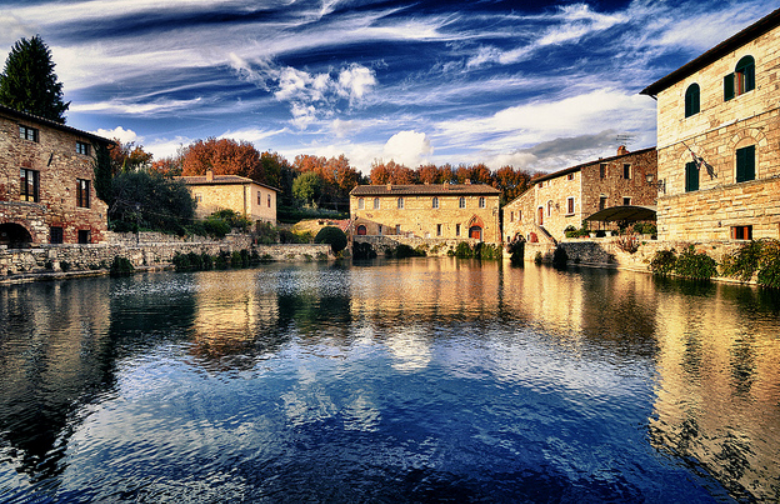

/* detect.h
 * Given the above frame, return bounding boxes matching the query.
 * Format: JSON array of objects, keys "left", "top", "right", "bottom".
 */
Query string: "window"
[
  {"left": 50, "top": 226, "right": 63, "bottom": 244},
  {"left": 547, "top": 200, "right": 553, "bottom": 216},
  {"left": 623, "top": 164, "right": 631, "bottom": 180},
  {"left": 436, "top": 224, "right": 442, "bottom": 236},
  {"left": 459, "top": 197, "right": 465, "bottom": 208},
  {"left": 268, "top": 194, "right": 271, "bottom": 208},
  {"left": 725, "top": 56, "right": 755, "bottom": 100},
  {"left": 685, "top": 161, "right": 699, "bottom": 192},
  {"left": 258, "top": 192, "right": 262, "bottom": 205},
  {"left": 539, "top": 181, "right": 543, "bottom": 188},
  {"left": 395, "top": 225, "right": 401, "bottom": 235},
  {"left": 736, "top": 145, "right": 755, "bottom": 183},
  {"left": 20, "top": 168, "right": 39, "bottom": 202},
  {"left": 600, "top": 164, "right": 607, "bottom": 179},
  {"left": 378, "top": 225, "right": 383, "bottom": 235},
  {"left": 731, "top": 225, "right": 752, "bottom": 240},
  {"left": 567, "top": 173, "right": 575, "bottom": 181},
  {"left": 510, "top": 211, "right": 514, "bottom": 222},
  {"left": 599, "top": 196, "right": 607, "bottom": 210},
  {"left": 19, "top": 125, "right": 38, "bottom": 142},
  {"left": 456, "top": 224, "right": 461, "bottom": 236},
  {"left": 397, "top": 197, "right": 404, "bottom": 209},
  {"left": 76, "top": 141, "right": 90, "bottom": 156},
  {"left": 358, "top": 198, "right": 364, "bottom": 210},
  {"left": 373, "top": 198, "right": 380, "bottom": 209},
  {"left": 623, "top": 197, "right": 632, "bottom": 206},
  {"left": 479, "top": 197, "right": 485, "bottom": 208},
  {"left": 432, "top": 197, "right": 439, "bottom": 209},
  {"left": 685, "top": 84, "right": 700, "bottom": 117},
  {"left": 78, "top": 229, "right": 91, "bottom": 244},
  {"left": 518, "top": 211, "right": 522, "bottom": 221},
  {"left": 195, "top": 193, "right": 202, "bottom": 203},
  {"left": 567, "top": 197, "right": 575, "bottom": 215},
  {"left": 77, "top": 179, "right": 90, "bottom": 208}
]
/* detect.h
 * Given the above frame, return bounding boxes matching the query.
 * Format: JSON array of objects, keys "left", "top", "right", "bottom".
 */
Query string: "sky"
[{"left": 0, "top": 0, "right": 775, "bottom": 175}]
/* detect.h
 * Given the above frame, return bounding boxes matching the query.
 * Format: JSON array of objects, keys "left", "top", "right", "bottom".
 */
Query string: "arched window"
[
  {"left": 459, "top": 197, "right": 465, "bottom": 208},
  {"left": 358, "top": 198, "right": 364, "bottom": 210},
  {"left": 685, "top": 83, "right": 700, "bottom": 117},
  {"left": 373, "top": 198, "right": 380, "bottom": 209},
  {"left": 479, "top": 197, "right": 485, "bottom": 208},
  {"left": 725, "top": 56, "right": 755, "bottom": 100},
  {"left": 547, "top": 200, "right": 553, "bottom": 216},
  {"left": 432, "top": 197, "right": 439, "bottom": 209},
  {"left": 397, "top": 197, "right": 404, "bottom": 209}
]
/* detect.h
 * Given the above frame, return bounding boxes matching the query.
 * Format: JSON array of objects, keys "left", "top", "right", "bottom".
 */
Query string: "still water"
[{"left": 1, "top": 259, "right": 779, "bottom": 503}]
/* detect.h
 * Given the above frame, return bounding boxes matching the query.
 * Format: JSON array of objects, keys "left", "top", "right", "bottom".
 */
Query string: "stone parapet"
[{"left": 354, "top": 235, "right": 479, "bottom": 256}]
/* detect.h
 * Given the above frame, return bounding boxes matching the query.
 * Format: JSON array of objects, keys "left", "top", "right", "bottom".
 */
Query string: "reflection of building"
[
  {"left": 503, "top": 147, "right": 657, "bottom": 242},
  {"left": 650, "top": 285, "right": 780, "bottom": 502},
  {"left": 0, "top": 104, "right": 112, "bottom": 246},
  {"left": 349, "top": 183, "right": 501, "bottom": 243},
  {"left": 178, "top": 170, "right": 279, "bottom": 225},
  {"left": 641, "top": 9, "right": 780, "bottom": 241}
]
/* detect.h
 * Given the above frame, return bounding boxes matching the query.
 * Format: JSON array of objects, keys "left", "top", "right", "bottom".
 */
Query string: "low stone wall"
[
  {"left": 515, "top": 236, "right": 751, "bottom": 282},
  {"left": 0, "top": 231, "right": 332, "bottom": 283},
  {"left": 354, "top": 235, "right": 480, "bottom": 256}
]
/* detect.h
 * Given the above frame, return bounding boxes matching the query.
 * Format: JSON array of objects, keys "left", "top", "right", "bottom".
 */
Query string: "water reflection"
[{"left": 0, "top": 260, "right": 778, "bottom": 502}]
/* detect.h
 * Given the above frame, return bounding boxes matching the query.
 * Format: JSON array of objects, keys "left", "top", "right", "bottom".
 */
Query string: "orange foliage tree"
[
  {"left": 109, "top": 140, "right": 153, "bottom": 175},
  {"left": 181, "top": 138, "right": 265, "bottom": 183}
]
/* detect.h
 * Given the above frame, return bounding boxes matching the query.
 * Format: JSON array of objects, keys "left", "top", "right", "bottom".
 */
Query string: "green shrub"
[
  {"left": 552, "top": 246, "right": 568, "bottom": 269},
  {"left": 389, "top": 244, "right": 426, "bottom": 258},
  {"left": 632, "top": 222, "right": 657, "bottom": 236},
  {"left": 533, "top": 252, "right": 543, "bottom": 265},
  {"left": 673, "top": 245, "right": 717, "bottom": 280},
  {"left": 202, "top": 253, "right": 213, "bottom": 270},
  {"left": 215, "top": 250, "right": 230, "bottom": 269},
  {"left": 353, "top": 242, "right": 377, "bottom": 260},
  {"left": 650, "top": 249, "right": 677, "bottom": 276},
  {"left": 507, "top": 239, "right": 524, "bottom": 265},
  {"left": 110, "top": 256, "right": 134, "bottom": 276},
  {"left": 314, "top": 226, "right": 347, "bottom": 253},
  {"left": 60, "top": 260, "right": 70, "bottom": 272},
  {"left": 453, "top": 241, "right": 475, "bottom": 258},
  {"left": 722, "top": 238, "right": 780, "bottom": 288}
]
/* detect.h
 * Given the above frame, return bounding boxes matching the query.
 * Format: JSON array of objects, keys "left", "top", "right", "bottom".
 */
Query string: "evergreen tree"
[{"left": 0, "top": 35, "right": 69, "bottom": 123}]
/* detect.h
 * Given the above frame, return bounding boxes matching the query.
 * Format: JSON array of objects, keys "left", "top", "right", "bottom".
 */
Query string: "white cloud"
[
  {"left": 145, "top": 136, "right": 193, "bottom": 160},
  {"left": 383, "top": 130, "right": 434, "bottom": 168},
  {"left": 91, "top": 126, "right": 139, "bottom": 144},
  {"left": 71, "top": 97, "right": 204, "bottom": 115},
  {"left": 336, "top": 64, "right": 377, "bottom": 103},
  {"left": 217, "top": 127, "right": 287, "bottom": 145}
]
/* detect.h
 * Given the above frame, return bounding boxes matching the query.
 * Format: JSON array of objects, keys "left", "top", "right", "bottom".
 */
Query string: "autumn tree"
[
  {"left": 0, "top": 35, "right": 69, "bottom": 123},
  {"left": 292, "top": 153, "right": 359, "bottom": 211},
  {"left": 417, "top": 163, "right": 453, "bottom": 184},
  {"left": 455, "top": 163, "right": 493, "bottom": 185},
  {"left": 494, "top": 166, "right": 532, "bottom": 204},
  {"left": 182, "top": 138, "right": 265, "bottom": 183},
  {"left": 369, "top": 160, "right": 416, "bottom": 185},
  {"left": 109, "top": 140, "right": 154, "bottom": 175}
]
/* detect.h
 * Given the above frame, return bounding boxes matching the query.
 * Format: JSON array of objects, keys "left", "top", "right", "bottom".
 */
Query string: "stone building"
[
  {"left": 503, "top": 147, "right": 658, "bottom": 242},
  {"left": 349, "top": 183, "right": 501, "bottom": 243},
  {"left": 641, "top": 8, "right": 780, "bottom": 241},
  {"left": 178, "top": 170, "right": 279, "bottom": 226},
  {"left": 0, "top": 104, "right": 112, "bottom": 246}
]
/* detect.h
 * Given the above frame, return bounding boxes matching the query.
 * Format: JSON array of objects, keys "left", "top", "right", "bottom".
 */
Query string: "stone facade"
[
  {"left": 0, "top": 105, "right": 110, "bottom": 246},
  {"left": 349, "top": 183, "right": 501, "bottom": 243},
  {"left": 641, "top": 9, "right": 780, "bottom": 241},
  {"left": 504, "top": 147, "right": 658, "bottom": 242},
  {"left": 178, "top": 171, "right": 279, "bottom": 226}
]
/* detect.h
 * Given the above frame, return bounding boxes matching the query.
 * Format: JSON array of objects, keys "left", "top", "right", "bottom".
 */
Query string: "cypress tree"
[{"left": 0, "top": 35, "right": 70, "bottom": 123}]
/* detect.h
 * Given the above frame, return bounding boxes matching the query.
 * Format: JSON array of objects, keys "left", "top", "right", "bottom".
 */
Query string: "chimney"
[
  {"left": 617, "top": 145, "right": 629, "bottom": 156},
  {"left": 464, "top": 179, "right": 471, "bottom": 185},
  {"left": 386, "top": 183, "right": 392, "bottom": 191},
  {"left": 206, "top": 169, "right": 214, "bottom": 181},
  {"left": 442, "top": 182, "right": 449, "bottom": 190}
]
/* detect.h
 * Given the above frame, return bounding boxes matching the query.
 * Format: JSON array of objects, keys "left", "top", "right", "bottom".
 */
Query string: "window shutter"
[
  {"left": 736, "top": 145, "right": 755, "bottom": 183},
  {"left": 744, "top": 64, "right": 755, "bottom": 92},
  {"left": 685, "top": 162, "right": 699, "bottom": 192},
  {"left": 724, "top": 73, "right": 735, "bottom": 101}
]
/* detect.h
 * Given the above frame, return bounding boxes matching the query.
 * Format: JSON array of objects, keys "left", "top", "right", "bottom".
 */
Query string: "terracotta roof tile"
[{"left": 350, "top": 184, "right": 500, "bottom": 196}]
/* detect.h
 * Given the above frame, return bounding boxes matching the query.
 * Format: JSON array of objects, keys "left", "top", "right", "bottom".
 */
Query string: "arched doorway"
[
  {"left": 469, "top": 226, "right": 482, "bottom": 240},
  {"left": 0, "top": 223, "right": 33, "bottom": 248},
  {"left": 356, "top": 225, "right": 367, "bottom": 235}
]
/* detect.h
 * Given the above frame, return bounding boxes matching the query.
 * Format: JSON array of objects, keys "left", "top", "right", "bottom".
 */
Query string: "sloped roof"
[
  {"left": 0, "top": 104, "right": 114, "bottom": 145},
  {"left": 641, "top": 8, "right": 780, "bottom": 96},
  {"left": 350, "top": 184, "right": 500, "bottom": 196},
  {"left": 178, "top": 174, "right": 279, "bottom": 192},
  {"left": 532, "top": 146, "right": 656, "bottom": 185}
]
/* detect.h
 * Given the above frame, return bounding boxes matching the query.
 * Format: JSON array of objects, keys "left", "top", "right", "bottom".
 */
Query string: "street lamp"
[{"left": 646, "top": 173, "right": 665, "bottom": 194}]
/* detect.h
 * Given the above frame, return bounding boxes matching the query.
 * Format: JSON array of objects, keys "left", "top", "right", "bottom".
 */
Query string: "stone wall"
[
  {"left": 181, "top": 178, "right": 278, "bottom": 225},
  {"left": 354, "top": 235, "right": 480, "bottom": 256},
  {"left": 0, "top": 109, "right": 109, "bottom": 245},
  {"left": 654, "top": 21, "right": 780, "bottom": 241},
  {"left": 0, "top": 231, "right": 331, "bottom": 282}
]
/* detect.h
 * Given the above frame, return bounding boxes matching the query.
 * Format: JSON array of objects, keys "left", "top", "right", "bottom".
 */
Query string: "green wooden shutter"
[
  {"left": 724, "top": 73, "right": 735, "bottom": 101},
  {"left": 685, "top": 162, "right": 699, "bottom": 192},
  {"left": 744, "top": 64, "right": 755, "bottom": 92},
  {"left": 736, "top": 145, "right": 755, "bottom": 182}
]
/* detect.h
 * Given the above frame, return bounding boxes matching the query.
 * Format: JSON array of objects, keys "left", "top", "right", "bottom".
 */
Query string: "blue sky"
[{"left": 1, "top": 0, "right": 775, "bottom": 174}]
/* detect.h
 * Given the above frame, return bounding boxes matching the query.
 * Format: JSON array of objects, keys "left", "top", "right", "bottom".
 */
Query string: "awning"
[{"left": 583, "top": 205, "right": 656, "bottom": 222}]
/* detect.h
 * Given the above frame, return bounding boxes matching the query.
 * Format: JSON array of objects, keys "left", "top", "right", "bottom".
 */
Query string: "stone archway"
[
  {"left": 0, "top": 223, "right": 33, "bottom": 248},
  {"left": 356, "top": 225, "right": 367, "bottom": 235}
]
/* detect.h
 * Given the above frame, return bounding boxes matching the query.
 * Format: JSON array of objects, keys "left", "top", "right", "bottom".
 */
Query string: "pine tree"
[{"left": 0, "top": 35, "right": 69, "bottom": 123}]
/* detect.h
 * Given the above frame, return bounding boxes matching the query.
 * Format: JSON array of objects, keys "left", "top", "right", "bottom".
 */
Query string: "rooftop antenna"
[{"left": 616, "top": 134, "right": 634, "bottom": 147}]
